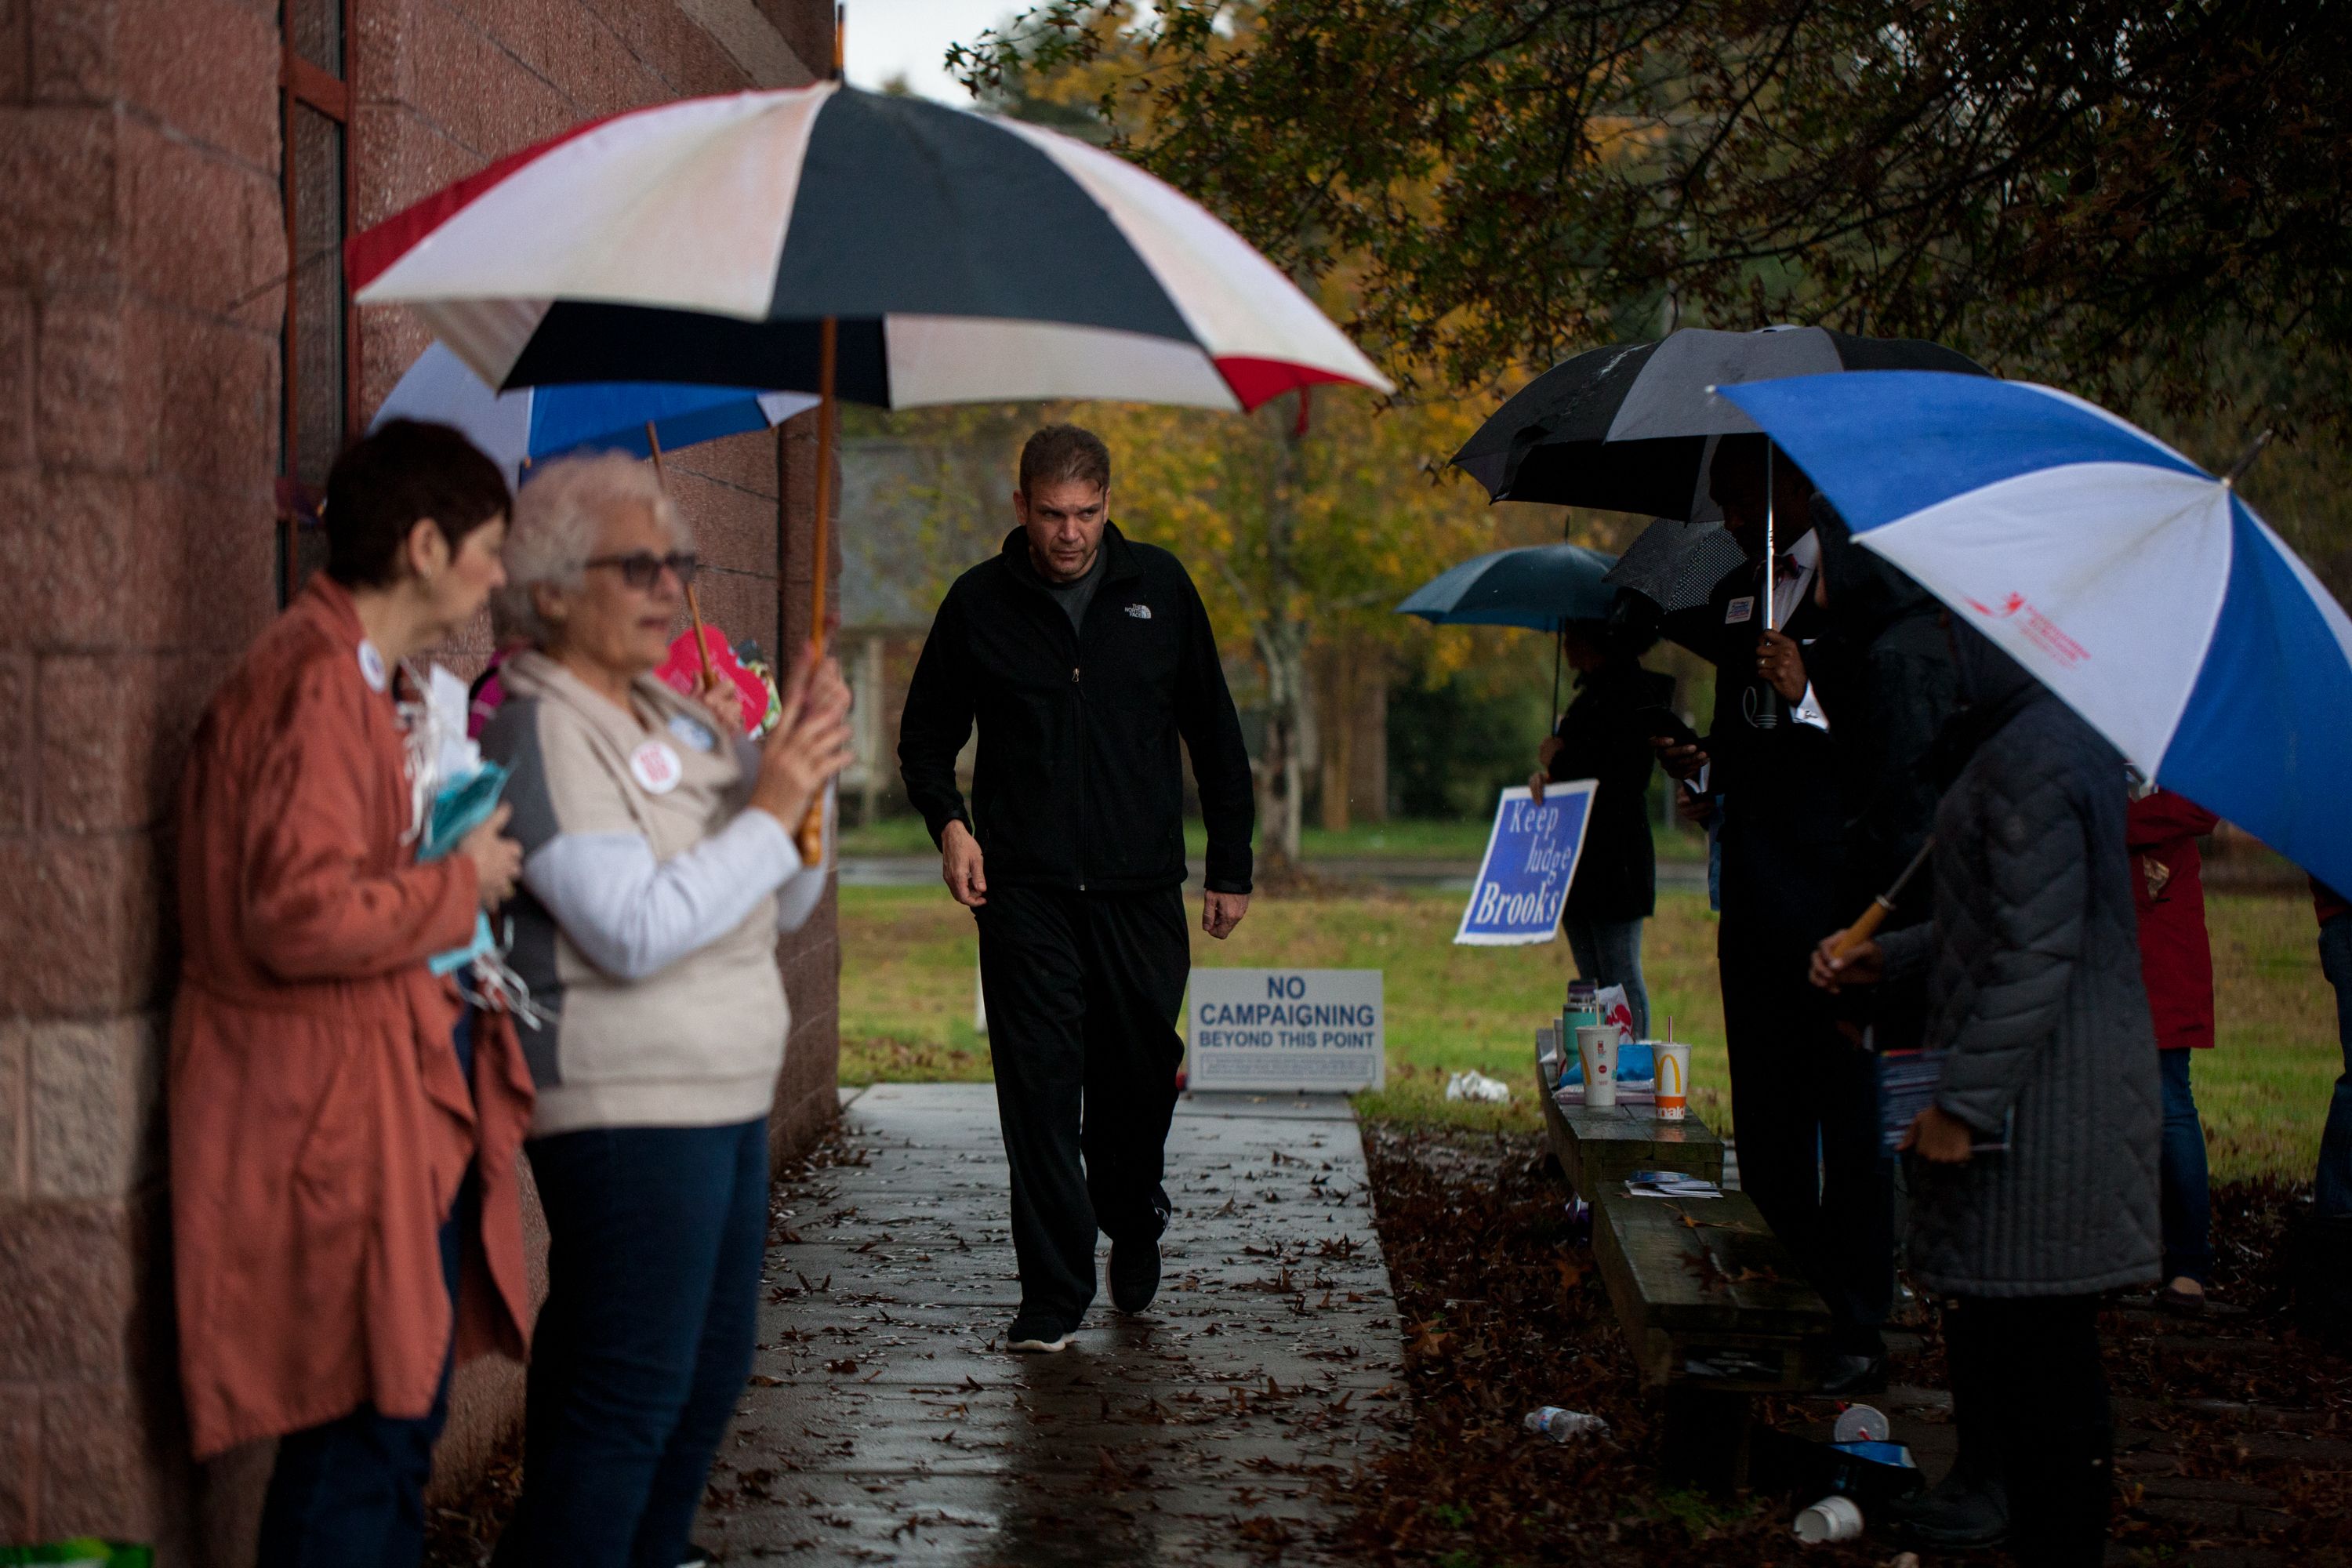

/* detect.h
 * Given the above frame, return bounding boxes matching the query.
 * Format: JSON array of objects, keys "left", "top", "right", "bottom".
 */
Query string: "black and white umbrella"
[{"left": 1452, "top": 326, "right": 1985, "bottom": 520}]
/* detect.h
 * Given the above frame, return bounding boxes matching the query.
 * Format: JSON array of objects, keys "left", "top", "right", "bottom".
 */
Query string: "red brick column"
[
  {"left": 2, "top": 0, "right": 283, "bottom": 1553},
  {"left": 1, "top": 0, "right": 840, "bottom": 1556}
]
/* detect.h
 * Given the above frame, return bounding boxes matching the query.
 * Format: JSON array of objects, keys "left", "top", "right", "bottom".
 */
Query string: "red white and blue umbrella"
[
  {"left": 345, "top": 82, "right": 1389, "bottom": 412},
  {"left": 1716, "top": 370, "right": 2352, "bottom": 897}
]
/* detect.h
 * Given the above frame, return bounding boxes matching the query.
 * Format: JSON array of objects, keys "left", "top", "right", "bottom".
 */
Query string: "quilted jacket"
[{"left": 1879, "top": 631, "right": 2160, "bottom": 1298}]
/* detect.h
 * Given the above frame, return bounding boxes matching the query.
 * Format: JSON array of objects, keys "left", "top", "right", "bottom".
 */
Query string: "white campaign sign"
[{"left": 1185, "top": 968, "right": 1385, "bottom": 1093}]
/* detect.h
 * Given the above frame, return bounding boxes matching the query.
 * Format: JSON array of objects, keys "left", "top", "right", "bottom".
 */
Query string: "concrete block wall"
[{"left": 0, "top": 0, "right": 840, "bottom": 1556}]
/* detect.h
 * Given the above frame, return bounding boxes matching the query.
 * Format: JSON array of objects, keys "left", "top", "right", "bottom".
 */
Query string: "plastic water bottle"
[{"left": 1523, "top": 1406, "right": 1609, "bottom": 1442}]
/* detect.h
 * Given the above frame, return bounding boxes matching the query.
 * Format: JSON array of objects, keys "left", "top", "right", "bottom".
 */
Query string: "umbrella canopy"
[
  {"left": 1453, "top": 326, "right": 1984, "bottom": 517},
  {"left": 1396, "top": 544, "right": 1619, "bottom": 630},
  {"left": 369, "top": 343, "right": 817, "bottom": 487},
  {"left": 346, "top": 82, "right": 1390, "bottom": 411},
  {"left": 1602, "top": 516, "right": 1749, "bottom": 615},
  {"left": 1715, "top": 370, "right": 2352, "bottom": 898}
]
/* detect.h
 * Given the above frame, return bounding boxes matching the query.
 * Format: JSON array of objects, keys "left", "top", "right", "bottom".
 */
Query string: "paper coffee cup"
[
  {"left": 1655, "top": 1041, "right": 1691, "bottom": 1121},
  {"left": 1576, "top": 1025, "right": 1618, "bottom": 1109},
  {"left": 1792, "top": 1494, "right": 1864, "bottom": 1544}
]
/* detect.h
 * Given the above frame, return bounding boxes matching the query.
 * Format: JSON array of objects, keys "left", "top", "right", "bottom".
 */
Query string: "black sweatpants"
[
  {"left": 1719, "top": 916, "right": 1894, "bottom": 1352},
  {"left": 975, "top": 882, "right": 1191, "bottom": 1323},
  {"left": 1944, "top": 1294, "right": 2114, "bottom": 1564}
]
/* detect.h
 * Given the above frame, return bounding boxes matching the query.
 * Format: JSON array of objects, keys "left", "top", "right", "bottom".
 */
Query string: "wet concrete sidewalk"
[{"left": 698, "top": 1083, "right": 1407, "bottom": 1565}]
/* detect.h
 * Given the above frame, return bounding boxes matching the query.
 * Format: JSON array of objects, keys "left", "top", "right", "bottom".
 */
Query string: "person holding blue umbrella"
[
  {"left": 1527, "top": 610, "right": 1673, "bottom": 1037},
  {"left": 1397, "top": 545, "right": 1671, "bottom": 1029},
  {"left": 1750, "top": 368, "right": 2352, "bottom": 1563}
]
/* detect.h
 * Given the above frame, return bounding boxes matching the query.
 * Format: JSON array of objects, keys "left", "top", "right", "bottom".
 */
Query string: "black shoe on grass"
[{"left": 1109, "top": 1237, "right": 1162, "bottom": 1314}]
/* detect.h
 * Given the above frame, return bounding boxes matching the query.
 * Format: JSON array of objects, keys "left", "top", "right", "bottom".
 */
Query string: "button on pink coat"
[{"left": 169, "top": 575, "right": 535, "bottom": 1459}]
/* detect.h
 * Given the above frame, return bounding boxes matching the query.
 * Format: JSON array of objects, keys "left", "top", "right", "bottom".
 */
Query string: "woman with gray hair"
[{"left": 477, "top": 452, "right": 852, "bottom": 1568}]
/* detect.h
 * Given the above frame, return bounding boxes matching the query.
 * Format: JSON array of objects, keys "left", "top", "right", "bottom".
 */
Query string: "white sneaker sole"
[{"left": 1006, "top": 1330, "right": 1074, "bottom": 1353}]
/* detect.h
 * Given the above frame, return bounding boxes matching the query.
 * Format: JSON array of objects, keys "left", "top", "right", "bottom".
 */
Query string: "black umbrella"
[
  {"left": 1452, "top": 326, "right": 1986, "bottom": 520},
  {"left": 1602, "top": 515, "right": 1749, "bottom": 615}
]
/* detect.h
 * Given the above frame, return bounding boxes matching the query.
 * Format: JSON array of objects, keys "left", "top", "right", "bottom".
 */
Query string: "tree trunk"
[
  {"left": 1319, "top": 641, "right": 1355, "bottom": 834},
  {"left": 1251, "top": 395, "right": 1311, "bottom": 873}
]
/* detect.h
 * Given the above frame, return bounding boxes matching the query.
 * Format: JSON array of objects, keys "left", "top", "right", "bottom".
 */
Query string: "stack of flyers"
[
  {"left": 1624, "top": 1169, "right": 1722, "bottom": 1200},
  {"left": 1878, "top": 1050, "right": 2010, "bottom": 1155}
]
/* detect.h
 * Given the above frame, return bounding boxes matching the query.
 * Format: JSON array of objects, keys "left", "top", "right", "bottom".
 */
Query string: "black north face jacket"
[{"left": 898, "top": 523, "right": 1255, "bottom": 895}]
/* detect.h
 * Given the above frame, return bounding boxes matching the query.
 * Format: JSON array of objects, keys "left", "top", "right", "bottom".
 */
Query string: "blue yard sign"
[{"left": 1454, "top": 781, "right": 1598, "bottom": 946}]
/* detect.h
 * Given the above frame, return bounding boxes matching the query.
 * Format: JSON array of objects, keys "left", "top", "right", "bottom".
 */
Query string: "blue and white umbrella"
[
  {"left": 1715, "top": 370, "right": 2352, "bottom": 895},
  {"left": 370, "top": 343, "right": 818, "bottom": 487}
]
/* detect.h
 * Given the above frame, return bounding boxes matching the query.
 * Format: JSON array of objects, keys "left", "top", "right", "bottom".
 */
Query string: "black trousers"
[
  {"left": 976, "top": 882, "right": 1191, "bottom": 1323},
  {"left": 1944, "top": 1294, "right": 2114, "bottom": 1564},
  {"left": 1719, "top": 916, "right": 1895, "bottom": 1351}
]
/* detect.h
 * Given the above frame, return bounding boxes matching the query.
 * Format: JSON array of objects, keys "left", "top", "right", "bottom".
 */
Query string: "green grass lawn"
[
  {"left": 842, "top": 811, "right": 1711, "bottom": 863},
  {"left": 837, "top": 884, "right": 2343, "bottom": 1183}
]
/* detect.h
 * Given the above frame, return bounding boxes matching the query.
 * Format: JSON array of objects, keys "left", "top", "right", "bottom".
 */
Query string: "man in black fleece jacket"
[{"left": 898, "top": 424, "right": 1255, "bottom": 1352}]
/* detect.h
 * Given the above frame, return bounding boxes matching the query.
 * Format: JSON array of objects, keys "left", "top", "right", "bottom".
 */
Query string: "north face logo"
[{"left": 1124, "top": 603, "right": 1152, "bottom": 619}]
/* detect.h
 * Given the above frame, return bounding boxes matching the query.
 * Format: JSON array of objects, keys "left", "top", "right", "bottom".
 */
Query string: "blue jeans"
[
  {"left": 2159, "top": 1050, "right": 2212, "bottom": 1284},
  {"left": 1563, "top": 914, "right": 1650, "bottom": 1040},
  {"left": 256, "top": 1011, "right": 477, "bottom": 1568},
  {"left": 2317, "top": 914, "right": 2352, "bottom": 1218},
  {"left": 496, "top": 1118, "right": 770, "bottom": 1568}
]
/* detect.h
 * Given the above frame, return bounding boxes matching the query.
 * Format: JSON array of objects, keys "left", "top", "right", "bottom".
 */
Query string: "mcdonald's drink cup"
[
  {"left": 1655, "top": 1041, "right": 1692, "bottom": 1121},
  {"left": 1576, "top": 1025, "right": 1619, "bottom": 1109}
]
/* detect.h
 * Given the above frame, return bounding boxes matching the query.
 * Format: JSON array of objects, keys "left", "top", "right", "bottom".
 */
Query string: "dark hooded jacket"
[
  {"left": 1547, "top": 657, "right": 1675, "bottom": 922},
  {"left": 1877, "top": 629, "right": 2160, "bottom": 1297},
  {"left": 1809, "top": 499, "right": 1962, "bottom": 1050}
]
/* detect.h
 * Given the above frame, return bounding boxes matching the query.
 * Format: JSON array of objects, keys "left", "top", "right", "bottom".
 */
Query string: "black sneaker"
[
  {"left": 1818, "top": 1351, "right": 1889, "bottom": 1396},
  {"left": 1885, "top": 1475, "right": 2008, "bottom": 1550},
  {"left": 1006, "top": 1313, "right": 1076, "bottom": 1352},
  {"left": 1109, "top": 1236, "right": 1161, "bottom": 1313},
  {"left": 678, "top": 1544, "right": 717, "bottom": 1568}
]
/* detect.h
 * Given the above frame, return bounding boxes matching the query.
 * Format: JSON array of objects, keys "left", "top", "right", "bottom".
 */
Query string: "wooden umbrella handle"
[
  {"left": 794, "top": 317, "right": 840, "bottom": 867},
  {"left": 1830, "top": 900, "right": 1892, "bottom": 960},
  {"left": 645, "top": 422, "right": 717, "bottom": 690}
]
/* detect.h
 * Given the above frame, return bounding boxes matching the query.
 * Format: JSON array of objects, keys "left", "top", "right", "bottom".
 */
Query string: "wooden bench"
[{"left": 1536, "top": 1029, "right": 1835, "bottom": 1489}]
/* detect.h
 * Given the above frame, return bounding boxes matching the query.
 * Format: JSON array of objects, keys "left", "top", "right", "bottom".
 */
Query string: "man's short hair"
[
  {"left": 324, "top": 419, "right": 512, "bottom": 589},
  {"left": 1018, "top": 424, "right": 1112, "bottom": 496}
]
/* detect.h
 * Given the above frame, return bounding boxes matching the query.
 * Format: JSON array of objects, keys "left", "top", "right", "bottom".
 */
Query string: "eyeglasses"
[{"left": 583, "top": 550, "right": 699, "bottom": 590}]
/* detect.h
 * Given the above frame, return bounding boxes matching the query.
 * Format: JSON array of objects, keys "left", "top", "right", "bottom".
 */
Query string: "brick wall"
[{"left": 1, "top": 0, "right": 839, "bottom": 1556}]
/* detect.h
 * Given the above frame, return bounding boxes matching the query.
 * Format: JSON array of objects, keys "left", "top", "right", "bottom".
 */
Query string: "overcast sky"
[{"left": 846, "top": 0, "right": 1025, "bottom": 102}]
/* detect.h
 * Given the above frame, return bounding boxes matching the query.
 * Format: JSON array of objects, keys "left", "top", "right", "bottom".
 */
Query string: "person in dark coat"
[
  {"left": 1653, "top": 437, "right": 1889, "bottom": 1391},
  {"left": 1815, "top": 626, "right": 2160, "bottom": 1567},
  {"left": 1528, "top": 611, "right": 1672, "bottom": 1037},
  {"left": 897, "top": 424, "right": 1256, "bottom": 1355},
  {"left": 2127, "top": 787, "right": 2222, "bottom": 1310},
  {"left": 1808, "top": 500, "right": 1960, "bottom": 1054}
]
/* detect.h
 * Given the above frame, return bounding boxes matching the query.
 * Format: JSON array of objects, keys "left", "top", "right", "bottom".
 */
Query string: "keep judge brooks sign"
[
  {"left": 1186, "top": 969, "right": 1385, "bottom": 1093},
  {"left": 1455, "top": 780, "right": 1598, "bottom": 946}
]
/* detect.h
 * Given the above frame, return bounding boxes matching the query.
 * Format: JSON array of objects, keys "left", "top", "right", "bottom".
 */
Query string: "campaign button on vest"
[{"left": 630, "top": 739, "right": 684, "bottom": 794}]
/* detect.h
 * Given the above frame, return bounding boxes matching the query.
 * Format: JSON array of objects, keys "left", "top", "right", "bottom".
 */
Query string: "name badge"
[
  {"left": 357, "top": 640, "right": 389, "bottom": 692},
  {"left": 629, "top": 739, "right": 684, "bottom": 796},
  {"left": 1725, "top": 597, "right": 1755, "bottom": 625},
  {"left": 667, "top": 713, "right": 717, "bottom": 753}
]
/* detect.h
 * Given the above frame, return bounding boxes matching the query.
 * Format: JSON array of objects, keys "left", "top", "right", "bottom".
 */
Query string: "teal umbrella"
[
  {"left": 1398, "top": 543, "right": 1621, "bottom": 718},
  {"left": 1396, "top": 543, "right": 1619, "bottom": 630}
]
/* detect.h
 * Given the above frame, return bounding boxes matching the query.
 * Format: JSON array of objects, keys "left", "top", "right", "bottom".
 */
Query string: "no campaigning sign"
[{"left": 1186, "top": 969, "right": 1385, "bottom": 1093}]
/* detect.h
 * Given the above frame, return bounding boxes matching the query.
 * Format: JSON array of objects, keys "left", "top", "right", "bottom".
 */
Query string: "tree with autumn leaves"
[{"left": 955, "top": 0, "right": 2352, "bottom": 595}]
